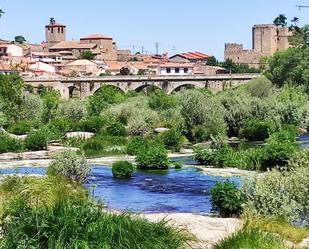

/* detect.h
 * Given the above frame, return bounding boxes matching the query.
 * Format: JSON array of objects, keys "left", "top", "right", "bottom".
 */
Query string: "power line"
[{"left": 296, "top": 4, "right": 309, "bottom": 9}]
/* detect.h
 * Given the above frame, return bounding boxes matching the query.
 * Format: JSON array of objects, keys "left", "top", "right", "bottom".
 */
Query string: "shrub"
[
  {"left": 0, "top": 132, "right": 24, "bottom": 153},
  {"left": 112, "top": 161, "right": 134, "bottom": 179},
  {"left": 210, "top": 181, "right": 244, "bottom": 217},
  {"left": 25, "top": 129, "right": 48, "bottom": 151},
  {"left": 7, "top": 120, "right": 33, "bottom": 135},
  {"left": 127, "top": 137, "right": 151, "bottom": 155},
  {"left": 240, "top": 119, "right": 275, "bottom": 141},
  {"left": 245, "top": 77, "right": 274, "bottom": 98},
  {"left": 48, "top": 117, "right": 72, "bottom": 135},
  {"left": 19, "top": 93, "right": 44, "bottom": 122},
  {"left": 77, "top": 116, "right": 109, "bottom": 133},
  {"left": 242, "top": 169, "right": 302, "bottom": 223},
  {"left": 191, "top": 125, "right": 210, "bottom": 142},
  {"left": 260, "top": 141, "right": 296, "bottom": 170},
  {"left": 173, "top": 162, "right": 182, "bottom": 169},
  {"left": 58, "top": 99, "right": 88, "bottom": 122},
  {"left": 159, "top": 128, "right": 185, "bottom": 152},
  {"left": 47, "top": 150, "right": 90, "bottom": 183},
  {"left": 136, "top": 143, "right": 170, "bottom": 170},
  {"left": 148, "top": 89, "right": 177, "bottom": 111},
  {"left": 105, "top": 121, "right": 127, "bottom": 137},
  {"left": 213, "top": 228, "right": 286, "bottom": 249}
]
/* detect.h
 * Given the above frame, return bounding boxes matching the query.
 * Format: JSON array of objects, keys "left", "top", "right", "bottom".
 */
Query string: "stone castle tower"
[
  {"left": 45, "top": 18, "right": 66, "bottom": 48},
  {"left": 224, "top": 24, "right": 291, "bottom": 67}
]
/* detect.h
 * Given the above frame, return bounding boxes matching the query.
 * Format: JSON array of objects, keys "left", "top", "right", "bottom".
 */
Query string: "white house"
[
  {"left": 158, "top": 63, "right": 194, "bottom": 75},
  {"left": 28, "top": 61, "right": 56, "bottom": 73},
  {"left": 0, "top": 44, "right": 23, "bottom": 57}
]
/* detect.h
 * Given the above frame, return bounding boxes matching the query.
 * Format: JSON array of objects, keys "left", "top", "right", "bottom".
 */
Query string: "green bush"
[
  {"left": 0, "top": 132, "right": 24, "bottom": 153},
  {"left": 112, "top": 161, "right": 134, "bottom": 179},
  {"left": 136, "top": 142, "right": 170, "bottom": 170},
  {"left": 213, "top": 228, "right": 286, "bottom": 249},
  {"left": 148, "top": 89, "right": 177, "bottom": 111},
  {"left": 7, "top": 120, "right": 33, "bottom": 135},
  {"left": 25, "top": 129, "right": 48, "bottom": 151},
  {"left": 260, "top": 141, "right": 296, "bottom": 170},
  {"left": 48, "top": 117, "right": 72, "bottom": 135},
  {"left": 191, "top": 125, "right": 210, "bottom": 142},
  {"left": 47, "top": 150, "right": 90, "bottom": 183},
  {"left": 240, "top": 119, "right": 275, "bottom": 141},
  {"left": 127, "top": 137, "right": 160, "bottom": 156},
  {"left": 210, "top": 181, "right": 244, "bottom": 217},
  {"left": 105, "top": 121, "right": 127, "bottom": 137},
  {"left": 173, "top": 161, "right": 182, "bottom": 169},
  {"left": 159, "top": 128, "right": 185, "bottom": 152},
  {"left": 76, "top": 116, "right": 109, "bottom": 133}
]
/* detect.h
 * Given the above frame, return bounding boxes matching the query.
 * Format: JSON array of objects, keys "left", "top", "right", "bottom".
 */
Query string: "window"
[
  {"left": 184, "top": 68, "right": 188, "bottom": 73},
  {"left": 166, "top": 68, "right": 171, "bottom": 73},
  {"left": 175, "top": 68, "right": 180, "bottom": 73},
  {"left": 51, "top": 28, "right": 54, "bottom": 33},
  {"left": 58, "top": 27, "right": 60, "bottom": 33}
]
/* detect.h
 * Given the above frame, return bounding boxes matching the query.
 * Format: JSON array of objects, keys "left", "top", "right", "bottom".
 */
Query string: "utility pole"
[
  {"left": 155, "top": 42, "right": 160, "bottom": 55},
  {"left": 172, "top": 46, "right": 176, "bottom": 55},
  {"left": 142, "top": 46, "right": 144, "bottom": 54}
]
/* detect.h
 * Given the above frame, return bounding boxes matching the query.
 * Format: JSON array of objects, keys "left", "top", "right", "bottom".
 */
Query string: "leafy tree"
[
  {"left": 0, "top": 9, "right": 4, "bottom": 18},
  {"left": 206, "top": 56, "right": 219, "bottom": 66},
  {"left": 265, "top": 47, "right": 309, "bottom": 90},
  {"left": 273, "top": 14, "right": 287, "bottom": 27},
  {"left": 289, "top": 25, "right": 309, "bottom": 48},
  {"left": 0, "top": 74, "right": 24, "bottom": 123},
  {"left": 79, "top": 50, "right": 95, "bottom": 60},
  {"left": 87, "top": 85, "right": 125, "bottom": 116},
  {"left": 220, "top": 59, "right": 260, "bottom": 73},
  {"left": 14, "top": 35, "right": 26, "bottom": 44},
  {"left": 120, "top": 67, "right": 130, "bottom": 75},
  {"left": 42, "top": 91, "right": 60, "bottom": 123}
]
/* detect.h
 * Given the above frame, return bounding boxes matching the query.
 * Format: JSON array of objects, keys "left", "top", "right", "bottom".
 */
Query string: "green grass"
[
  {"left": 0, "top": 175, "right": 193, "bottom": 249},
  {"left": 244, "top": 214, "right": 309, "bottom": 244},
  {"left": 213, "top": 228, "right": 287, "bottom": 249}
]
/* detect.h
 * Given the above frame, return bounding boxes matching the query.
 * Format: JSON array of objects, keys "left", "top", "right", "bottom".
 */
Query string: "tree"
[
  {"left": 273, "top": 14, "right": 287, "bottom": 27},
  {"left": 120, "top": 67, "right": 130, "bottom": 75},
  {"left": 289, "top": 25, "right": 309, "bottom": 48},
  {"left": 0, "top": 9, "right": 4, "bottom": 18},
  {"left": 0, "top": 74, "right": 24, "bottom": 123},
  {"left": 291, "top": 17, "right": 300, "bottom": 28},
  {"left": 14, "top": 35, "right": 26, "bottom": 44},
  {"left": 79, "top": 50, "right": 95, "bottom": 60},
  {"left": 265, "top": 47, "right": 309, "bottom": 90},
  {"left": 206, "top": 56, "right": 219, "bottom": 66}
]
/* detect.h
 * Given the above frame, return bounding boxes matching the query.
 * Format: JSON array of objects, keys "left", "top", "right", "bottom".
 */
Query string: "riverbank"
[{"left": 144, "top": 213, "right": 241, "bottom": 249}]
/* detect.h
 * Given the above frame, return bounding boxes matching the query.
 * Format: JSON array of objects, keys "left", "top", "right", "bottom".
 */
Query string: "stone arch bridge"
[{"left": 23, "top": 74, "right": 261, "bottom": 99}]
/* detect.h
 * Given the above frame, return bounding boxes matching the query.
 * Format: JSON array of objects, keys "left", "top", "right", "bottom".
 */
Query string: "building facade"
[{"left": 224, "top": 24, "right": 292, "bottom": 68}]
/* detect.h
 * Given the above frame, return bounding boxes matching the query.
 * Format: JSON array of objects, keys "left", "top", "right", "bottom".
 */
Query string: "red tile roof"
[
  {"left": 80, "top": 34, "right": 112, "bottom": 40},
  {"left": 170, "top": 51, "right": 210, "bottom": 60},
  {"left": 49, "top": 41, "right": 97, "bottom": 50}
]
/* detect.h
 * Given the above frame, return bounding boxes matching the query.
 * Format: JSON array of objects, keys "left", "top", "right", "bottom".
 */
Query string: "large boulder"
[{"left": 65, "top": 132, "right": 94, "bottom": 139}]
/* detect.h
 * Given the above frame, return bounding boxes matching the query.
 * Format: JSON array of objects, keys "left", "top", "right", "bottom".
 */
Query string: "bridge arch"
[
  {"left": 134, "top": 84, "right": 162, "bottom": 93},
  {"left": 92, "top": 83, "right": 126, "bottom": 95},
  {"left": 170, "top": 84, "right": 196, "bottom": 94}
]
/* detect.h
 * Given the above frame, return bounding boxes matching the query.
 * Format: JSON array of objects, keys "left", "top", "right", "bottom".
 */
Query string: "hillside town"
[
  {"left": 2, "top": 2, "right": 309, "bottom": 248},
  {"left": 0, "top": 17, "right": 291, "bottom": 78}
]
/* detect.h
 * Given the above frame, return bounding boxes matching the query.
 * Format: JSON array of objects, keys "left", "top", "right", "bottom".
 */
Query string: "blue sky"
[{"left": 1, "top": 0, "right": 309, "bottom": 60}]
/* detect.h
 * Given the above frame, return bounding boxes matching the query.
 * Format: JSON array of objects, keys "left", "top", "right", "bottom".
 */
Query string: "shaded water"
[{"left": 0, "top": 165, "right": 240, "bottom": 214}]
